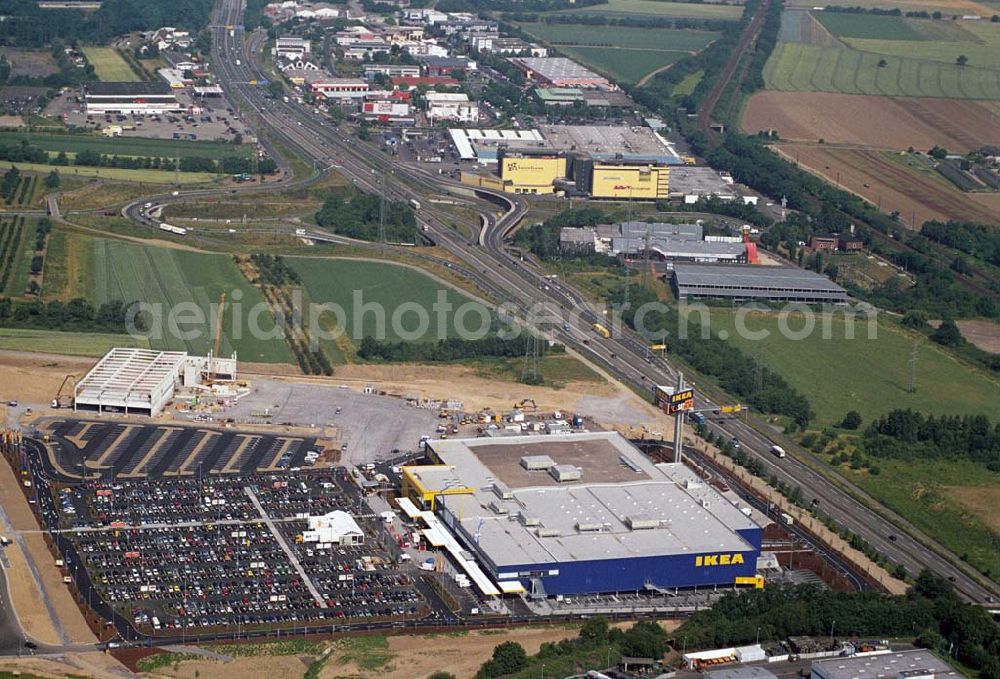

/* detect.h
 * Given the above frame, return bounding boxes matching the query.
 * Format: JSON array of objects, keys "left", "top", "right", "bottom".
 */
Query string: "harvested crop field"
[
  {"left": 946, "top": 485, "right": 1000, "bottom": 533},
  {"left": 956, "top": 319, "right": 1000, "bottom": 354},
  {"left": 776, "top": 143, "right": 1000, "bottom": 226},
  {"left": 742, "top": 92, "right": 1000, "bottom": 151}
]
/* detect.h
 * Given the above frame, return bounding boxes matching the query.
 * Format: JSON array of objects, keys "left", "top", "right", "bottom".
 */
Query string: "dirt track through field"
[
  {"left": 743, "top": 92, "right": 1000, "bottom": 151},
  {"left": 776, "top": 143, "right": 1000, "bottom": 226}
]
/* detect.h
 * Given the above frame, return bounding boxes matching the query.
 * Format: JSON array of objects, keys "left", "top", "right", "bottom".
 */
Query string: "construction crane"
[
  {"left": 51, "top": 375, "right": 76, "bottom": 409},
  {"left": 208, "top": 292, "right": 226, "bottom": 383}
]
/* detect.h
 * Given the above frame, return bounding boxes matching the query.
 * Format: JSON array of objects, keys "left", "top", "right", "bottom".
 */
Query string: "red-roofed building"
[{"left": 391, "top": 76, "right": 460, "bottom": 90}]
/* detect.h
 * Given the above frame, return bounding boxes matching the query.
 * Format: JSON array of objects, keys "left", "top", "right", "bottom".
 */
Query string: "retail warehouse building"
[
  {"left": 672, "top": 264, "right": 849, "bottom": 303},
  {"left": 401, "top": 432, "right": 762, "bottom": 597}
]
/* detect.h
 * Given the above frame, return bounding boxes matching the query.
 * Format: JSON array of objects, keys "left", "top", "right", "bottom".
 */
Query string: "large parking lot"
[
  {"left": 50, "top": 89, "right": 252, "bottom": 142},
  {"left": 48, "top": 470, "right": 432, "bottom": 636},
  {"left": 44, "top": 419, "right": 324, "bottom": 481}
]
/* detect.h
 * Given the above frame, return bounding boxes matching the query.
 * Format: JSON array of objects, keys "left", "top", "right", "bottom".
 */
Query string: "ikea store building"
[{"left": 405, "top": 432, "right": 763, "bottom": 597}]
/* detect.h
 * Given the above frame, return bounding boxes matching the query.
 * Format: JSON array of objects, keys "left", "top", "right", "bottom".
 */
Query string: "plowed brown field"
[
  {"left": 775, "top": 143, "right": 1000, "bottom": 226},
  {"left": 743, "top": 92, "right": 1000, "bottom": 152}
]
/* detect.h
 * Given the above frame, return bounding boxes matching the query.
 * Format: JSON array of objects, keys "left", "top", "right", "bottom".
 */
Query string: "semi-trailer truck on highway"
[
  {"left": 593, "top": 323, "right": 611, "bottom": 339},
  {"left": 770, "top": 445, "right": 787, "bottom": 458},
  {"left": 409, "top": 198, "right": 421, "bottom": 211}
]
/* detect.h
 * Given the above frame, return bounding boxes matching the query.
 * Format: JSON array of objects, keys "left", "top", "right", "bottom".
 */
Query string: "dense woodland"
[
  {"left": 0, "top": 0, "right": 214, "bottom": 46},
  {"left": 0, "top": 297, "right": 142, "bottom": 333},
  {"left": 315, "top": 192, "right": 419, "bottom": 243},
  {"left": 357, "top": 335, "right": 563, "bottom": 362},
  {"left": 862, "top": 410, "right": 1000, "bottom": 471}
]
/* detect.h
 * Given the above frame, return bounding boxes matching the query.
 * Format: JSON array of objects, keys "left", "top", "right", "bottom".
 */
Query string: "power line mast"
[
  {"left": 908, "top": 342, "right": 919, "bottom": 393},
  {"left": 521, "top": 330, "right": 541, "bottom": 384},
  {"left": 754, "top": 344, "right": 765, "bottom": 396},
  {"left": 378, "top": 168, "right": 387, "bottom": 244}
]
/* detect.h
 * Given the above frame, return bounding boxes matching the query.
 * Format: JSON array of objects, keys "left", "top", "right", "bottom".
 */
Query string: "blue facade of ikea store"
[{"left": 455, "top": 519, "right": 762, "bottom": 596}]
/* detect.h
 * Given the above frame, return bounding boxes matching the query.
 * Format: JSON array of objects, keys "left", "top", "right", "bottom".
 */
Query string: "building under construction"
[{"left": 73, "top": 348, "right": 237, "bottom": 416}]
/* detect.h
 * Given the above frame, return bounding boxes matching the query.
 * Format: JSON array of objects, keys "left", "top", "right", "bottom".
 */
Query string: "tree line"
[
  {"left": 862, "top": 409, "right": 1000, "bottom": 471},
  {"left": 921, "top": 220, "right": 1000, "bottom": 269},
  {"left": 315, "top": 191, "right": 419, "bottom": 243},
  {"left": 0, "top": 139, "right": 277, "bottom": 176},
  {"left": 676, "top": 572, "right": 999, "bottom": 679},
  {"left": 357, "top": 335, "right": 564, "bottom": 362},
  {"left": 0, "top": 297, "right": 143, "bottom": 334},
  {"left": 248, "top": 254, "right": 301, "bottom": 287}
]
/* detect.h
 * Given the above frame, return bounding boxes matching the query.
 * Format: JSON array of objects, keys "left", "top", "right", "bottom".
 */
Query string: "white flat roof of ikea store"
[
  {"left": 75, "top": 348, "right": 186, "bottom": 413},
  {"left": 430, "top": 432, "right": 758, "bottom": 568}
]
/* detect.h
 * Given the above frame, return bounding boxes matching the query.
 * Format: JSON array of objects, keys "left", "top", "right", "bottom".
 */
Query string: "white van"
[{"left": 770, "top": 445, "right": 787, "bottom": 459}]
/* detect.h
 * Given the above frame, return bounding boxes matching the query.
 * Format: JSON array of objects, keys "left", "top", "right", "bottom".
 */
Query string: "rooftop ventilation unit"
[
  {"left": 520, "top": 455, "right": 555, "bottom": 471},
  {"left": 492, "top": 482, "right": 513, "bottom": 500},
  {"left": 536, "top": 527, "right": 561, "bottom": 538},
  {"left": 519, "top": 513, "right": 541, "bottom": 527},
  {"left": 626, "top": 515, "right": 659, "bottom": 530},
  {"left": 488, "top": 501, "right": 508, "bottom": 515},
  {"left": 576, "top": 522, "right": 603, "bottom": 532},
  {"left": 550, "top": 464, "right": 581, "bottom": 482}
]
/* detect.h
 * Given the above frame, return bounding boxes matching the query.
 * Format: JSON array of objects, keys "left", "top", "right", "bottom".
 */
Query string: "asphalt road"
[{"left": 117, "top": 0, "right": 999, "bottom": 607}]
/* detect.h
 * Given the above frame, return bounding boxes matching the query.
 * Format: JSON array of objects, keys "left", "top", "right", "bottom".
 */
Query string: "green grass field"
[
  {"left": 85, "top": 238, "right": 292, "bottom": 363},
  {"left": 814, "top": 12, "right": 925, "bottom": 40},
  {"left": 81, "top": 47, "right": 139, "bottom": 82},
  {"left": 0, "top": 161, "right": 219, "bottom": 184},
  {"left": 514, "top": 23, "right": 718, "bottom": 83},
  {"left": 516, "top": 23, "right": 720, "bottom": 51},
  {"left": 763, "top": 41, "right": 1000, "bottom": 98},
  {"left": 2, "top": 218, "right": 36, "bottom": 297},
  {"left": 0, "top": 327, "right": 148, "bottom": 356},
  {"left": 673, "top": 69, "right": 704, "bottom": 95},
  {"left": 846, "top": 458, "right": 1000, "bottom": 580},
  {"left": 288, "top": 258, "right": 492, "bottom": 347},
  {"left": 0, "top": 131, "right": 253, "bottom": 161},
  {"left": 845, "top": 21, "right": 1000, "bottom": 70},
  {"left": 561, "top": 46, "right": 689, "bottom": 82},
  {"left": 696, "top": 309, "right": 1000, "bottom": 425},
  {"left": 558, "top": 0, "right": 744, "bottom": 20}
]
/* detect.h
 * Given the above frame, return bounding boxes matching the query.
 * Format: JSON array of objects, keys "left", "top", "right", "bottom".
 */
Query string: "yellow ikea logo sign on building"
[{"left": 695, "top": 553, "right": 745, "bottom": 567}]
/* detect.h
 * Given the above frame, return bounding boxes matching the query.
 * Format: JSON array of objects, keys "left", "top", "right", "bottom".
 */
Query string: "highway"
[{"left": 125, "top": 0, "right": 999, "bottom": 606}]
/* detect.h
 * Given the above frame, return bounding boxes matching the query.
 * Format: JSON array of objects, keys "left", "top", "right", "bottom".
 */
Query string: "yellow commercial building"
[
  {"left": 590, "top": 164, "right": 669, "bottom": 199},
  {"left": 401, "top": 465, "right": 475, "bottom": 510},
  {"left": 499, "top": 154, "right": 567, "bottom": 195}
]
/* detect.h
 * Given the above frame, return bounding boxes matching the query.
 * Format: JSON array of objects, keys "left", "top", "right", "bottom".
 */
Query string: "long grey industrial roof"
[
  {"left": 614, "top": 238, "right": 745, "bottom": 258},
  {"left": 673, "top": 263, "right": 847, "bottom": 297},
  {"left": 812, "top": 651, "right": 958, "bottom": 679},
  {"left": 429, "top": 432, "right": 759, "bottom": 568}
]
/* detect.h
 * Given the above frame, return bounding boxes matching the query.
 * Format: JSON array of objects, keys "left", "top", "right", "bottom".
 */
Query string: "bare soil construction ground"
[
  {"left": 775, "top": 143, "right": 1000, "bottom": 226},
  {"left": 0, "top": 652, "right": 129, "bottom": 679},
  {"left": 743, "top": 92, "right": 1000, "bottom": 151},
  {"left": 0, "top": 444, "right": 97, "bottom": 645}
]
